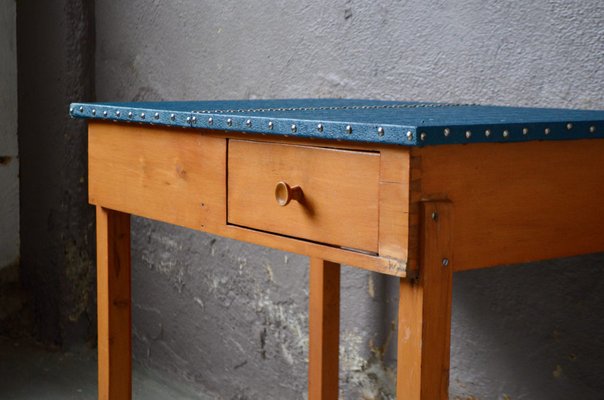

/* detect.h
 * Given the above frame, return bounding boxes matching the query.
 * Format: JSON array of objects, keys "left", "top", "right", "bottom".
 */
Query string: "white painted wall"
[{"left": 0, "top": 0, "right": 18, "bottom": 270}]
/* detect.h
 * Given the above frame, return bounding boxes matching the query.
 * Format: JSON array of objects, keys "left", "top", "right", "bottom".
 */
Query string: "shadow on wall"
[{"left": 451, "top": 254, "right": 604, "bottom": 399}]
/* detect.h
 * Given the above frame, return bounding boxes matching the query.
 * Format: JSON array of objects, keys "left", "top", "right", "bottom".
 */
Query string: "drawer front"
[{"left": 228, "top": 140, "right": 380, "bottom": 252}]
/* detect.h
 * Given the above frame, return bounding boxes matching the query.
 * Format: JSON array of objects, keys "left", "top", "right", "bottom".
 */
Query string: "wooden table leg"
[
  {"left": 96, "top": 206, "right": 132, "bottom": 400},
  {"left": 309, "top": 258, "right": 341, "bottom": 400},
  {"left": 397, "top": 201, "right": 453, "bottom": 400}
]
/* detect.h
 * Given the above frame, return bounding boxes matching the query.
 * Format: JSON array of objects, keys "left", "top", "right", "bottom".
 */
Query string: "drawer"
[{"left": 227, "top": 140, "right": 380, "bottom": 252}]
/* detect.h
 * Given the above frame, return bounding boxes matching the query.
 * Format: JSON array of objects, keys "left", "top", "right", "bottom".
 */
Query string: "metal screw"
[
  {"left": 345, "top": 125, "right": 352, "bottom": 134},
  {"left": 442, "top": 258, "right": 449, "bottom": 267},
  {"left": 522, "top": 127, "right": 529, "bottom": 135},
  {"left": 544, "top": 127, "right": 551, "bottom": 135},
  {"left": 116, "top": 111, "right": 121, "bottom": 117},
  {"left": 191, "top": 116, "right": 197, "bottom": 124},
  {"left": 444, "top": 128, "right": 450, "bottom": 137},
  {"left": 566, "top": 123, "right": 573, "bottom": 130},
  {"left": 227, "top": 118, "right": 233, "bottom": 126},
  {"left": 406, "top": 131, "right": 413, "bottom": 141},
  {"left": 465, "top": 130, "right": 472, "bottom": 139},
  {"left": 70, "top": 107, "right": 74, "bottom": 114},
  {"left": 431, "top": 212, "right": 438, "bottom": 221},
  {"left": 154, "top": 112, "right": 160, "bottom": 119},
  {"left": 79, "top": 106, "right": 84, "bottom": 112},
  {"left": 589, "top": 126, "right": 596, "bottom": 133},
  {"left": 246, "top": 119, "right": 252, "bottom": 127},
  {"left": 420, "top": 132, "right": 427, "bottom": 141},
  {"left": 268, "top": 121, "right": 274, "bottom": 129},
  {"left": 208, "top": 117, "right": 213, "bottom": 125},
  {"left": 140, "top": 113, "right": 146, "bottom": 119},
  {"left": 485, "top": 129, "right": 491, "bottom": 138},
  {"left": 128, "top": 112, "right": 133, "bottom": 118},
  {"left": 170, "top": 113, "right": 176, "bottom": 121},
  {"left": 291, "top": 124, "right": 297, "bottom": 133},
  {"left": 92, "top": 109, "right": 96, "bottom": 116},
  {"left": 103, "top": 111, "right": 108, "bottom": 117},
  {"left": 503, "top": 130, "right": 509, "bottom": 138},
  {"left": 377, "top": 127, "right": 384, "bottom": 136},
  {"left": 317, "top": 123, "right": 324, "bottom": 132},
  {"left": 186, "top": 117, "right": 191, "bottom": 123}
]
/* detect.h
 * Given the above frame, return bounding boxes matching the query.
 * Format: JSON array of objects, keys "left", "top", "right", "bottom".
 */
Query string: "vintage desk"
[{"left": 71, "top": 99, "right": 604, "bottom": 400}]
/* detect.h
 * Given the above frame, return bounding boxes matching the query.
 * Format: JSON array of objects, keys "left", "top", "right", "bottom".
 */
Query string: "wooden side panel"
[
  {"left": 397, "top": 201, "right": 452, "bottom": 400},
  {"left": 96, "top": 207, "right": 131, "bottom": 400},
  {"left": 228, "top": 140, "right": 380, "bottom": 253},
  {"left": 308, "top": 258, "right": 340, "bottom": 400},
  {"left": 88, "top": 123, "right": 408, "bottom": 277},
  {"left": 89, "top": 122, "right": 226, "bottom": 232},
  {"left": 412, "top": 140, "right": 604, "bottom": 271}
]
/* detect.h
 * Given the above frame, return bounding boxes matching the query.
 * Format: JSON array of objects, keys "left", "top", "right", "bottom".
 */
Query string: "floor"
[{"left": 0, "top": 336, "right": 214, "bottom": 400}]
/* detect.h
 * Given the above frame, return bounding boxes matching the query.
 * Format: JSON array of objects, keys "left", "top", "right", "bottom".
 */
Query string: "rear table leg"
[{"left": 308, "top": 258, "right": 341, "bottom": 400}]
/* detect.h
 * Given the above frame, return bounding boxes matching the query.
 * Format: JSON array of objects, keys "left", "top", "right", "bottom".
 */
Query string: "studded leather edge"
[
  {"left": 417, "top": 121, "right": 603, "bottom": 146},
  {"left": 69, "top": 103, "right": 418, "bottom": 145},
  {"left": 70, "top": 103, "right": 604, "bottom": 147}
]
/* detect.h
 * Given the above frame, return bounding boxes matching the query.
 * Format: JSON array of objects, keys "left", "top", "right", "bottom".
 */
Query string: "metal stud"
[
  {"left": 465, "top": 130, "right": 472, "bottom": 139},
  {"left": 345, "top": 125, "right": 352, "bottom": 134},
  {"left": 246, "top": 119, "right": 252, "bottom": 127},
  {"left": 485, "top": 129, "right": 491, "bottom": 138},
  {"left": 140, "top": 113, "right": 146, "bottom": 119},
  {"left": 208, "top": 117, "right": 213, "bottom": 125},
  {"left": 291, "top": 124, "right": 297, "bottom": 133},
  {"left": 420, "top": 132, "right": 427, "bottom": 141},
  {"left": 589, "top": 125, "right": 596, "bottom": 133},
  {"left": 170, "top": 113, "right": 176, "bottom": 121},
  {"left": 444, "top": 128, "right": 450, "bottom": 137},
  {"left": 79, "top": 106, "right": 84, "bottom": 112},
  {"left": 116, "top": 111, "right": 121, "bottom": 117},
  {"left": 154, "top": 112, "right": 160, "bottom": 119},
  {"left": 317, "top": 123, "right": 323, "bottom": 132},
  {"left": 227, "top": 118, "right": 233, "bottom": 126},
  {"left": 70, "top": 107, "right": 74, "bottom": 114},
  {"left": 406, "top": 131, "right": 413, "bottom": 141},
  {"left": 92, "top": 109, "right": 96, "bottom": 116},
  {"left": 128, "top": 112, "right": 133, "bottom": 118},
  {"left": 377, "top": 127, "right": 384, "bottom": 136},
  {"left": 544, "top": 128, "right": 551, "bottom": 135},
  {"left": 566, "top": 123, "right": 573, "bottom": 130},
  {"left": 191, "top": 116, "right": 197, "bottom": 124},
  {"left": 268, "top": 121, "right": 274, "bottom": 129},
  {"left": 186, "top": 117, "right": 191, "bottom": 123},
  {"left": 503, "top": 130, "right": 509, "bottom": 138},
  {"left": 522, "top": 127, "right": 529, "bottom": 135},
  {"left": 442, "top": 258, "right": 449, "bottom": 267},
  {"left": 103, "top": 111, "right": 108, "bottom": 117}
]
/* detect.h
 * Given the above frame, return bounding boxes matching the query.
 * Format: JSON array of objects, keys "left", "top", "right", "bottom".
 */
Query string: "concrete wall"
[
  {"left": 17, "top": 0, "right": 96, "bottom": 345},
  {"left": 0, "top": 0, "right": 18, "bottom": 271},
  {"left": 95, "top": 1, "right": 604, "bottom": 399}
]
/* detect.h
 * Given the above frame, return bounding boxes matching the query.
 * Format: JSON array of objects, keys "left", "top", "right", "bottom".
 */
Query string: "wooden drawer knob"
[{"left": 275, "top": 181, "right": 303, "bottom": 206}]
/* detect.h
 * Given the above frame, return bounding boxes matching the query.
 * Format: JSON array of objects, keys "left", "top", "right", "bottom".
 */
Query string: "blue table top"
[{"left": 70, "top": 99, "right": 604, "bottom": 146}]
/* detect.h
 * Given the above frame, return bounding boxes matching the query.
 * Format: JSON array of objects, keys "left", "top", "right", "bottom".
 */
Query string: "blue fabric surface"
[{"left": 70, "top": 99, "right": 604, "bottom": 146}]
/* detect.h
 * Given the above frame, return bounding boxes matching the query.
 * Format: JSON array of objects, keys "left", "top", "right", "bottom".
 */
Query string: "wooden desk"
[{"left": 71, "top": 99, "right": 604, "bottom": 399}]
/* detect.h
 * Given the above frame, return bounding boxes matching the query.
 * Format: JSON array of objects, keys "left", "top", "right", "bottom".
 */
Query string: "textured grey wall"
[
  {"left": 0, "top": 0, "right": 18, "bottom": 271},
  {"left": 95, "top": 1, "right": 604, "bottom": 399},
  {"left": 18, "top": 0, "right": 96, "bottom": 345}
]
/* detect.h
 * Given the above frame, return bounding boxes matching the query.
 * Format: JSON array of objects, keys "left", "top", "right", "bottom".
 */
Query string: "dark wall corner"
[{"left": 17, "top": 0, "right": 96, "bottom": 347}]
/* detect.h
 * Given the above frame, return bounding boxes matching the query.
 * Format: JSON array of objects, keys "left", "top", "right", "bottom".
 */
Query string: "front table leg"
[
  {"left": 397, "top": 201, "right": 453, "bottom": 399},
  {"left": 96, "top": 206, "right": 132, "bottom": 400},
  {"left": 309, "top": 258, "right": 341, "bottom": 400}
]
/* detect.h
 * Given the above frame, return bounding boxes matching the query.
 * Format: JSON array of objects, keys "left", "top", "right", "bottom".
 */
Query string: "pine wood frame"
[{"left": 90, "top": 122, "right": 604, "bottom": 399}]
